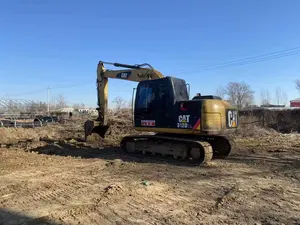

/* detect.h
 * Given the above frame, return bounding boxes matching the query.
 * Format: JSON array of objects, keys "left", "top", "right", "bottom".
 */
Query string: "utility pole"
[{"left": 47, "top": 87, "right": 50, "bottom": 115}]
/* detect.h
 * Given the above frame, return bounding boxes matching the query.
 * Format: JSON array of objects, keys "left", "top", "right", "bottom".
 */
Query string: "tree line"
[
  {"left": 8, "top": 79, "right": 300, "bottom": 113},
  {"left": 215, "top": 80, "right": 300, "bottom": 109},
  {"left": 21, "top": 94, "right": 86, "bottom": 114}
]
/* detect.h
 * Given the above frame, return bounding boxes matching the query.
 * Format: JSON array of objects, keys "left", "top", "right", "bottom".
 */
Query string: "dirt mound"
[
  {"left": 87, "top": 109, "right": 153, "bottom": 146},
  {"left": 0, "top": 110, "right": 141, "bottom": 148},
  {"left": 0, "top": 121, "right": 86, "bottom": 148},
  {"left": 235, "top": 124, "right": 279, "bottom": 138},
  {"left": 103, "top": 184, "right": 124, "bottom": 196},
  {"left": 0, "top": 126, "right": 60, "bottom": 145}
]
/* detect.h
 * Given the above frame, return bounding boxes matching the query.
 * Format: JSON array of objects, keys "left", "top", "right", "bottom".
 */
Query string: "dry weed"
[{"left": 2, "top": 109, "right": 299, "bottom": 149}]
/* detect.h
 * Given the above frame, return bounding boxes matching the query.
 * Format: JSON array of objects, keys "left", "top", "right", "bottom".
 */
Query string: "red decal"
[
  {"left": 141, "top": 120, "right": 155, "bottom": 127},
  {"left": 180, "top": 103, "right": 188, "bottom": 111},
  {"left": 192, "top": 119, "right": 200, "bottom": 130}
]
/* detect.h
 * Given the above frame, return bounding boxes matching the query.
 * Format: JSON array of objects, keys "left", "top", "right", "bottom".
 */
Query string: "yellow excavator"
[{"left": 84, "top": 61, "right": 238, "bottom": 165}]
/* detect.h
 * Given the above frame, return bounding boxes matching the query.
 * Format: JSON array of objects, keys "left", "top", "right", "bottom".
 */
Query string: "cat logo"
[
  {"left": 116, "top": 71, "right": 131, "bottom": 79},
  {"left": 178, "top": 115, "right": 190, "bottom": 123},
  {"left": 227, "top": 110, "right": 238, "bottom": 128},
  {"left": 177, "top": 115, "right": 191, "bottom": 128}
]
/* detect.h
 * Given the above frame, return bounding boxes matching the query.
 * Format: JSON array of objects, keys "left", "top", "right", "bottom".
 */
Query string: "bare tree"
[
  {"left": 295, "top": 80, "right": 300, "bottom": 92},
  {"left": 275, "top": 88, "right": 280, "bottom": 105},
  {"left": 282, "top": 91, "right": 288, "bottom": 106},
  {"left": 72, "top": 103, "right": 85, "bottom": 109},
  {"left": 113, "top": 96, "right": 127, "bottom": 110},
  {"left": 27, "top": 101, "right": 47, "bottom": 113},
  {"left": 260, "top": 89, "right": 271, "bottom": 105},
  {"left": 275, "top": 87, "right": 288, "bottom": 105},
  {"left": 72, "top": 103, "right": 81, "bottom": 109},
  {"left": 223, "top": 82, "right": 254, "bottom": 109},
  {"left": 215, "top": 85, "right": 226, "bottom": 99},
  {"left": 126, "top": 98, "right": 133, "bottom": 108},
  {"left": 56, "top": 94, "right": 67, "bottom": 109},
  {"left": 50, "top": 96, "right": 57, "bottom": 109}
]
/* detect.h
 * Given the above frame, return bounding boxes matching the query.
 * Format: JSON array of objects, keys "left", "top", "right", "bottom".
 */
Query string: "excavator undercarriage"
[
  {"left": 121, "top": 134, "right": 235, "bottom": 165},
  {"left": 85, "top": 61, "right": 238, "bottom": 165}
]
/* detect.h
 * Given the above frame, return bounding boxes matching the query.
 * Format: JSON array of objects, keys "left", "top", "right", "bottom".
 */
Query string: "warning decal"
[
  {"left": 141, "top": 120, "right": 156, "bottom": 127},
  {"left": 192, "top": 119, "right": 201, "bottom": 130}
]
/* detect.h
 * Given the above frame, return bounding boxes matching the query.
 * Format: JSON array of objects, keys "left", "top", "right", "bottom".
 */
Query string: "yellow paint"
[
  {"left": 231, "top": 120, "right": 237, "bottom": 127},
  {"left": 201, "top": 99, "right": 234, "bottom": 132},
  {"left": 135, "top": 127, "right": 200, "bottom": 134},
  {"left": 202, "top": 113, "right": 221, "bottom": 131}
]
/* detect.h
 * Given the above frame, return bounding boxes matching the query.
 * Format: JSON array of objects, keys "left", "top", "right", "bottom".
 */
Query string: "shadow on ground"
[
  {"left": 0, "top": 209, "right": 59, "bottom": 225},
  {"left": 28, "top": 141, "right": 207, "bottom": 167},
  {"left": 26, "top": 139, "right": 300, "bottom": 172}
]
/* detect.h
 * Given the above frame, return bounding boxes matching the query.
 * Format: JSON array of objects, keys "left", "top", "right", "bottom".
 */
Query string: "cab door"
[
  {"left": 156, "top": 82, "right": 172, "bottom": 128},
  {"left": 134, "top": 79, "right": 172, "bottom": 129},
  {"left": 134, "top": 82, "right": 157, "bottom": 128}
]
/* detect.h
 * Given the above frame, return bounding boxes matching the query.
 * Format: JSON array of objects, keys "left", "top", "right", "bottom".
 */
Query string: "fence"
[
  {"left": 239, "top": 107, "right": 300, "bottom": 133},
  {"left": 0, "top": 114, "right": 61, "bottom": 128}
]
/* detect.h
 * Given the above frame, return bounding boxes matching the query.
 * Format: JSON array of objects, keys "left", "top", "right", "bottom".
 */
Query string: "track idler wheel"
[
  {"left": 189, "top": 141, "right": 213, "bottom": 165},
  {"left": 210, "top": 137, "right": 236, "bottom": 159}
]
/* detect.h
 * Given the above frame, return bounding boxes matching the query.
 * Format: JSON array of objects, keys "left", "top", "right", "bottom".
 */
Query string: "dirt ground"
[{"left": 0, "top": 118, "right": 299, "bottom": 225}]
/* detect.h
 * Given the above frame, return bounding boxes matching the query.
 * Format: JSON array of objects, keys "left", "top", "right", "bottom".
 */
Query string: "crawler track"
[
  {"left": 120, "top": 135, "right": 213, "bottom": 165},
  {"left": 120, "top": 134, "right": 236, "bottom": 164},
  {"left": 197, "top": 135, "right": 236, "bottom": 159}
]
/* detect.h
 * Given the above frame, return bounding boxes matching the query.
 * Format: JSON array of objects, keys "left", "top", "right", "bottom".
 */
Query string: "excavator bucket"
[{"left": 84, "top": 120, "right": 110, "bottom": 141}]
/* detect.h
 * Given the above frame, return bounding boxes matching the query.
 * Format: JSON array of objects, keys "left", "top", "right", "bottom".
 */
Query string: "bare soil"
[{"left": 0, "top": 117, "right": 299, "bottom": 225}]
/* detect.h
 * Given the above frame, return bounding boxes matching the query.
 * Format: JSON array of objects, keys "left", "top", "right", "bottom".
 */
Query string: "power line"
[
  {"left": 175, "top": 47, "right": 300, "bottom": 73},
  {"left": 49, "top": 83, "right": 91, "bottom": 89},
  {"left": 4, "top": 46, "right": 300, "bottom": 98},
  {"left": 4, "top": 88, "right": 47, "bottom": 97},
  {"left": 194, "top": 50, "right": 300, "bottom": 73},
  {"left": 4, "top": 83, "right": 92, "bottom": 98},
  {"left": 169, "top": 47, "right": 300, "bottom": 75}
]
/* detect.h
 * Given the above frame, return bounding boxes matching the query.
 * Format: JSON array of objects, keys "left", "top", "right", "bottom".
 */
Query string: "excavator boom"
[{"left": 84, "top": 61, "right": 164, "bottom": 140}]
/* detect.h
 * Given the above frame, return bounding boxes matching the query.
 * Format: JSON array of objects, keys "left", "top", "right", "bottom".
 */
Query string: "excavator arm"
[{"left": 84, "top": 61, "right": 164, "bottom": 140}]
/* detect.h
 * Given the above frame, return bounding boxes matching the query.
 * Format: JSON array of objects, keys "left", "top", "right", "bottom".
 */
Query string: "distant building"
[
  {"left": 78, "top": 108, "right": 97, "bottom": 114},
  {"left": 59, "top": 107, "right": 74, "bottom": 113},
  {"left": 260, "top": 104, "right": 285, "bottom": 108},
  {"left": 290, "top": 98, "right": 300, "bottom": 107}
]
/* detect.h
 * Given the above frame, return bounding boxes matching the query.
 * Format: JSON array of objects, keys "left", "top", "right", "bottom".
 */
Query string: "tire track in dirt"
[
  {"left": 0, "top": 156, "right": 135, "bottom": 224},
  {"left": 54, "top": 204, "right": 125, "bottom": 225},
  {"left": 1, "top": 136, "right": 300, "bottom": 225},
  {"left": 40, "top": 184, "right": 133, "bottom": 225},
  {"left": 0, "top": 169, "right": 113, "bottom": 217},
  {"left": 109, "top": 182, "right": 201, "bottom": 225},
  {"left": 0, "top": 164, "right": 140, "bottom": 224}
]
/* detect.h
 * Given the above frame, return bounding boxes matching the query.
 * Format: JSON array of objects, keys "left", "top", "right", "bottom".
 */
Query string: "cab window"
[{"left": 137, "top": 85, "right": 155, "bottom": 109}]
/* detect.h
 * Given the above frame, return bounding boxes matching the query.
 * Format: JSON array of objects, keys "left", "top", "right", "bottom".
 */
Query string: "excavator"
[{"left": 84, "top": 61, "right": 238, "bottom": 165}]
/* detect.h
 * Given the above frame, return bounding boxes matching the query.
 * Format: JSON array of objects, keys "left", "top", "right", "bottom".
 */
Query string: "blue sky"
[{"left": 1, "top": 0, "right": 300, "bottom": 108}]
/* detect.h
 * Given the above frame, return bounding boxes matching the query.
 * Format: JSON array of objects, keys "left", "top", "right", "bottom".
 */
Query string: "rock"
[
  {"left": 69, "top": 139, "right": 77, "bottom": 143},
  {"left": 141, "top": 180, "right": 150, "bottom": 186}
]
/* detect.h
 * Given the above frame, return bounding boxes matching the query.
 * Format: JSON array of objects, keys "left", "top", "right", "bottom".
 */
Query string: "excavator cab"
[{"left": 133, "top": 76, "right": 189, "bottom": 129}]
